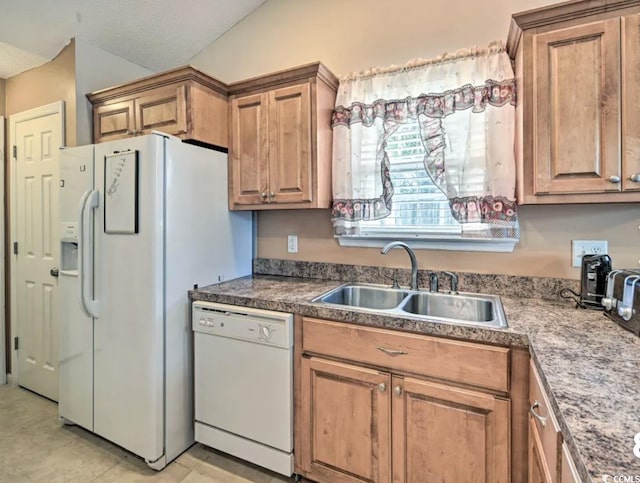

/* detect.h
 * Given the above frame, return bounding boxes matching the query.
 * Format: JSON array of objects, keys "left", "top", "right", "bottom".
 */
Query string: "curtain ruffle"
[{"left": 332, "top": 79, "right": 515, "bottom": 128}]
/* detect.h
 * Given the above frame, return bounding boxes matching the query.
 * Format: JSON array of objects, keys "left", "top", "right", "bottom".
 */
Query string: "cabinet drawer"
[
  {"left": 302, "top": 318, "right": 510, "bottom": 392},
  {"left": 529, "top": 360, "right": 562, "bottom": 481}
]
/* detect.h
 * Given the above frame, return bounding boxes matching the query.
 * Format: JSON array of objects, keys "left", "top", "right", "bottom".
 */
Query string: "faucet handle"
[
  {"left": 443, "top": 271, "right": 458, "bottom": 294},
  {"left": 384, "top": 269, "right": 401, "bottom": 289},
  {"left": 429, "top": 273, "right": 439, "bottom": 293}
]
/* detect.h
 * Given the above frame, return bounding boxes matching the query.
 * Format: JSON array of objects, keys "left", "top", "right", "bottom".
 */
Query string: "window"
[
  {"left": 339, "top": 122, "right": 514, "bottom": 251},
  {"left": 358, "top": 122, "right": 460, "bottom": 235},
  {"left": 332, "top": 45, "right": 519, "bottom": 252}
]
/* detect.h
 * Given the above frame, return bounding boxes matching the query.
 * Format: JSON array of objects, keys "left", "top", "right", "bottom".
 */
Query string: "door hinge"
[
  {"left": 13, "top": 242, "right": 18, "bottom": 255},
  {"left": 12, "top": 145, "right": 17, "bottom": 159},
  {"left": 14, "top": 337, "right": 18, "bottom": 350}
]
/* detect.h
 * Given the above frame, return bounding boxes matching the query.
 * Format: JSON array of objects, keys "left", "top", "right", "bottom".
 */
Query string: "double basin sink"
[{"left": 312, "top": 283, "right": 508, "bottom": 329}]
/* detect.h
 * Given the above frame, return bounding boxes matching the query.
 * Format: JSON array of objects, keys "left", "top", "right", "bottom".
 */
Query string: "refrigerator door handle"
[
  {"left": 77, "top": 189, "right": 91, "bottom": 316},
  {"left": 80, "top": 189, "right": 100, "bottom": 318}
]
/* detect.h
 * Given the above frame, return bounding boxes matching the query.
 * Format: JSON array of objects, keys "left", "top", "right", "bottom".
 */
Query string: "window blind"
[{"left": 355, "top": 121, "right": 486, "bottom": 237}]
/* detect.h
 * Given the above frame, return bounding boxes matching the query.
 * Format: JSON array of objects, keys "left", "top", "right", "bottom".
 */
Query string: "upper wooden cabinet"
[
  {"left": 227, "top": 62, "right": 338, "bottom": 210},
  {"left": 508, "top": 0, "right": 640, "bottom": 204},
  {"left": 87, "top": 66, "right": 228, "bottom": 148}
]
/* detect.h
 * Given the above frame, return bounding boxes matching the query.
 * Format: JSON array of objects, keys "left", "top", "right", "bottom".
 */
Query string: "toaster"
[{"left": 601, "top": 269, "right": 640, "bottom": 336}]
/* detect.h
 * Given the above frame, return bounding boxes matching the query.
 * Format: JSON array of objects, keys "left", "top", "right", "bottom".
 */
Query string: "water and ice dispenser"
[{"left": 60, "top": 222, "right": 79, "bottom": 274}]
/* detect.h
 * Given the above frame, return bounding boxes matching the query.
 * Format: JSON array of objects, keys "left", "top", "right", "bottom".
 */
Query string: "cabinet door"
[
  {"left": 300, "top": 357, "right": 390, "bottom": 483},
  {"left": 534, "top": 19, "right": 621, "bottom": 195},
  {"left": 529, "top": 418, "right": 553, "bottom": 483},
  {"left": 561, "top": 442, "right": 580, "bottom": 483},
  {"left": 94, "top": 100, "right": 135, "bottom": 143},
  {"left": 230, "top": 93, "right": 269, "bottom": 206},
  {"left": 135, "top": 84, "right": 187, "bottom": 136},
  {"left": 268, "top": 83, "right": 312, "bottom": 204},
  {"left": 392, "top": 376, "right": 510, "bottom": 483},
  {"left": 622, "top": 13, "right": 640, "bottom": 192}
]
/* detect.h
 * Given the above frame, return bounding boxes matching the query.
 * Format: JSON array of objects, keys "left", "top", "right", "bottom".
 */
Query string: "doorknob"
[{"left": 50, "top": 267, "right": 59, "bottom": 277}]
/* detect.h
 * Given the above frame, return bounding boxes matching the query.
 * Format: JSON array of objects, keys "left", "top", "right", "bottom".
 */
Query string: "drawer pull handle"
[
  {"left": 530, "top": 401, "right": 547, "bottom": 427},
  {"left": 377, "top": 346, "right": 408, "bottom": 356}
]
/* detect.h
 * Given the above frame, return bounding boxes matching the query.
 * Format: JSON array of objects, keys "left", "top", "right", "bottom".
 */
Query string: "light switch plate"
[{"left": 571, "top": 240, "right": 608, "bottom": 267}]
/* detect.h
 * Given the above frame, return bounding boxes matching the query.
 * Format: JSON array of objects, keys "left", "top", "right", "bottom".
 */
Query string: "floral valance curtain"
[{"left": 331, "top": 43, "right": 519, "bottom": 239}]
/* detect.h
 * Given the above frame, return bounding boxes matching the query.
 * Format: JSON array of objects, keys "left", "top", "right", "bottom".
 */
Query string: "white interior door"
[
  {"left": 10, "top": 102, "right": 64, "bottom": 401},
  {"left": 0, "top": 116, "right": 5, "bottom": 385}
]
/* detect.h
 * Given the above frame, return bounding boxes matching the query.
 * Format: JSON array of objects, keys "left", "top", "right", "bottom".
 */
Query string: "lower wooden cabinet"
[
  {"left": 561, "top": 443, "right": 581, "bottom": 483},
  {"left": 529, "top": 417, "right": 554, "bottom": 483},
  {"left": 300, "top": 357, "right": 390, "bottom": 483},
  {"left": 528, "top": 361, "right": 562, "bottom": 483},
  {"left": 393, "top": 376, "right": 510, "bottom": 483},
  {"left": 297, "top": 318, "right": 518, "bottom": 483}
]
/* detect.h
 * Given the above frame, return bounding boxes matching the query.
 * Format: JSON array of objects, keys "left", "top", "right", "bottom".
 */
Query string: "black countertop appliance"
[{"left": 580, "top": 254, "right": 612, "bottom": 309}]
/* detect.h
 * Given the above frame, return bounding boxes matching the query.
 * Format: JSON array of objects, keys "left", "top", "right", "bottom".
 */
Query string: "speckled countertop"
[{"left": 190, "top": 274, "right": 640, "bottom": 482}]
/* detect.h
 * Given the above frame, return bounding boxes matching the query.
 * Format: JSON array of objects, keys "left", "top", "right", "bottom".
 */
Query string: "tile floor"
[{"left": 0, "top": 385, "right": 295, "bottom": 483}]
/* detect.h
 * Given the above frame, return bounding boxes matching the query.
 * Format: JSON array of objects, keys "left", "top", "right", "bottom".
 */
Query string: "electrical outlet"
[
  {"left": 571, "top": 240, "right": 608, "bottom": 267},
  {"left": 287, "top": 235, "right": 298, "bottom": 254}
]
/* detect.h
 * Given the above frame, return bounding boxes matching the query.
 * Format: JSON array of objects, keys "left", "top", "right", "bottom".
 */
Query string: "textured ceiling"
[{"left": 0, "top": 0, "right": 266, "bottom": 79}]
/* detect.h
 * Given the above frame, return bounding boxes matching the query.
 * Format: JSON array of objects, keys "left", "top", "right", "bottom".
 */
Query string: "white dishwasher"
[{"left": 192, "top": 301, "right": 294, "bottom": 476}]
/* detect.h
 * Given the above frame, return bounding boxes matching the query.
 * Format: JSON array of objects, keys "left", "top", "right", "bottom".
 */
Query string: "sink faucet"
[{"left": 381, "top": 241, "right": 418, "bottom": 290}]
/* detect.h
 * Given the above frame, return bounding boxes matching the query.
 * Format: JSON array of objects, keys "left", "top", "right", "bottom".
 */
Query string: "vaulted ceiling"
[{"left": 0, "top": 0, "right": 266, "bottom": 79}]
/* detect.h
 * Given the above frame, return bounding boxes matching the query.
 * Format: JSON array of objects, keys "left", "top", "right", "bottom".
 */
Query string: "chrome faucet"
[{"left": 381, "top": 241, "right": 418, "bottom": 290}]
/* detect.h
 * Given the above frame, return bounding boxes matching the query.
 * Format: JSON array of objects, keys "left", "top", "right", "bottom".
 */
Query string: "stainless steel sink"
[
  {"left": 312, "top": 284, "right": 409, "bottom": 310},
  {"left": 400, "top": 292, "right": 498, "bottom": 323},
  {"left": 312, "top": 283, "right": 508, "bottom": 329}
]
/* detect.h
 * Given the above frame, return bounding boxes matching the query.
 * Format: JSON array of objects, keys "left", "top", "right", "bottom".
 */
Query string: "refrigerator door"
[
  {"left": 58, "top": 145, "right": 95, "bottom": 431},
  {"left": 92, "top": 135, "right": 165, "bottom": 462},
  {"left": 162, "top": 141, "right": 252, "bottom": 461}
]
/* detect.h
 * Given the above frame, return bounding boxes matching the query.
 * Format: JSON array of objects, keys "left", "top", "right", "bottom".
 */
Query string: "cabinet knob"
[
  {"left": 630, "top": 173, "right": 640, "bottom": 183},
  {"left": 377, "top": 383, "right": 386, "bottom": 393},
  {"left": 260, "top": 192, "right": 267, "bottom": 200},
  {"left": 269, "top": 191, "right": 275, "bottom": 198},
  {"left": 608, "top": 175, "right": 621, "bottom": 184},
  {"left": 393, "top": 386, "right": 403, "bottom": 396}
]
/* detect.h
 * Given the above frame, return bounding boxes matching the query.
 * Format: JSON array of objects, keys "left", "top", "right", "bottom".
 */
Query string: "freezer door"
[
  {"left": 58, "top": 145, "right": 95, "bottom": 431},
  {"left": 92, "top": 135, "right": 165, "bottom": 462}
]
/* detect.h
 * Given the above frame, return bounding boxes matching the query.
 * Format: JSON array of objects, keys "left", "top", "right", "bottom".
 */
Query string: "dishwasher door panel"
[{"left": 194, "top": 333, "right": 293, "bottom": 452}]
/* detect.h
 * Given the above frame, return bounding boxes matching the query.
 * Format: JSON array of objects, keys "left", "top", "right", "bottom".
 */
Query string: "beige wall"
[
  {"left": 6, "top": 40, "right": 76, "bottom": 146},
  {"left": 258, "top": 205, "right": 640, "bottom": 279},
  {"left": 192, "top": 0, "right": 640, "bottom": 279},
  {"left": 0, "top": 79, "right": 6, "bottom": 115},
  {"left": 191, "top": 0, "right": 558, "bottom": 83}
]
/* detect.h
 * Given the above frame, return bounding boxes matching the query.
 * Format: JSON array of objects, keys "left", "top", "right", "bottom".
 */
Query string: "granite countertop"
[{"left": 190, "top": 274, "right": 640, "bottom": 482}]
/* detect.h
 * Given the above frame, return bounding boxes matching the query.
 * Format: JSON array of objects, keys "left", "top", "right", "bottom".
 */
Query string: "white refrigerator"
[{"left": 58, "top": 132, "right": 252, "bottom": 470}]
